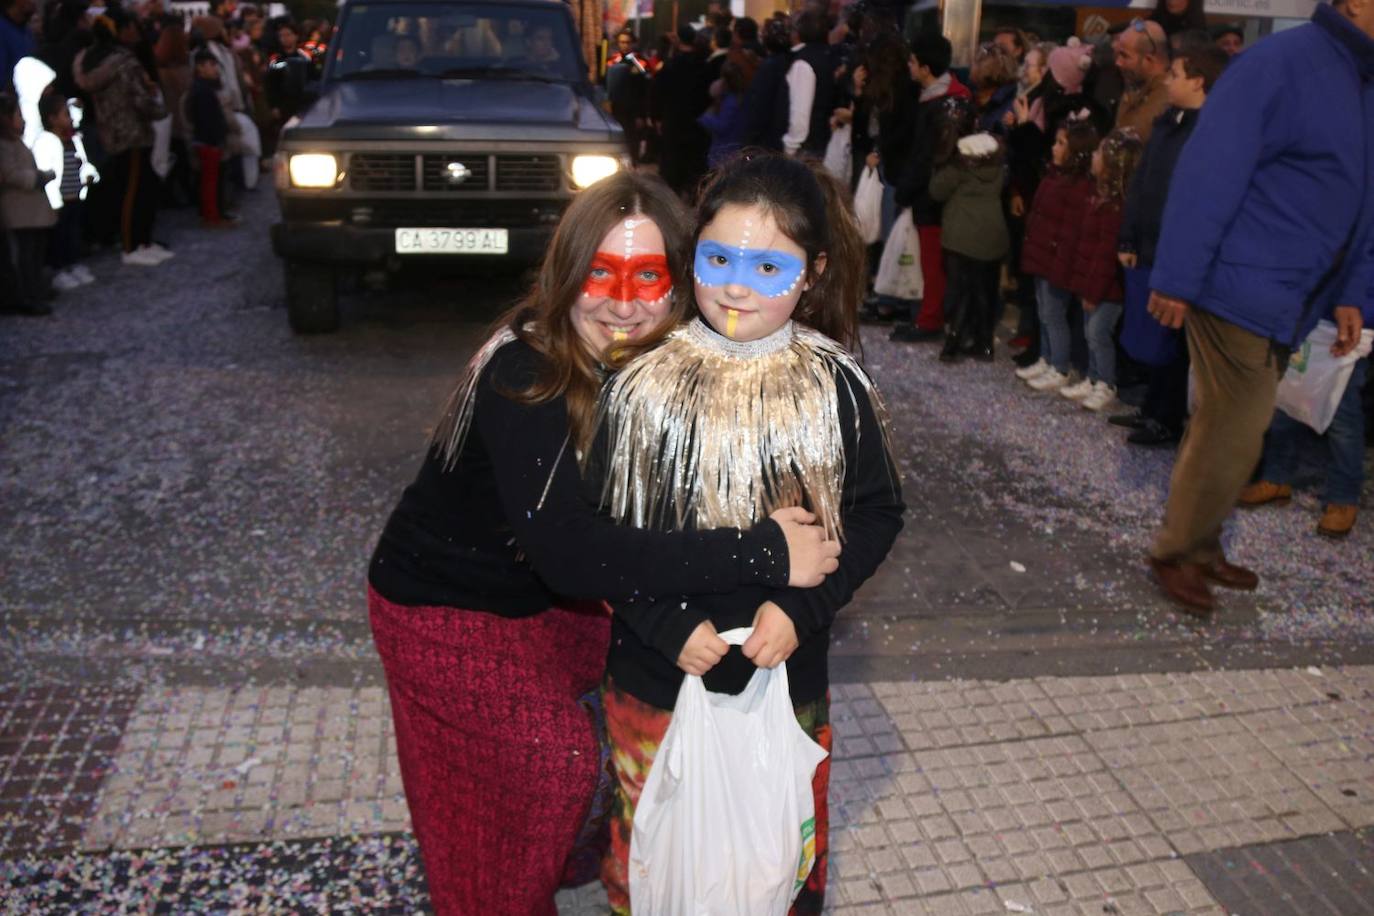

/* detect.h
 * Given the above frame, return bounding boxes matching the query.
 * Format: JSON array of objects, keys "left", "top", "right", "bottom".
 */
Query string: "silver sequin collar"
[{"left": 687, "top": 317, "right": 795, "bottom": 358}]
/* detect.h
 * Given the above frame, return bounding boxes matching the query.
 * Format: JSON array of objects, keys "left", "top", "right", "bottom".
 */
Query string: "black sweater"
[
  {"left": 189, "top": 77, "right": 227, "bottom": 148},
  {"left": 602, "top": 364, "right": 905, "bottom": 710},
  {"left": 742, "top": 52, "right": 790, "bottom": 152},
  {"left": 1118, "top": 107, "right": 1200, "bottom": 268},
  {"left": 368, "top": 340, "right": 791, "bottom": 615}
]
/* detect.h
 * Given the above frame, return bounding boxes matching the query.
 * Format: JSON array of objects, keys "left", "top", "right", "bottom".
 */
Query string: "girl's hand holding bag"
[{"left": 629, "top": 627, "right": 829, "bottom": 916}]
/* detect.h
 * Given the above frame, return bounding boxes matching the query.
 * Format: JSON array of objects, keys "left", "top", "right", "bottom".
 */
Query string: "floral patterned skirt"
[{"left": 599, "top": 676, "right": 833, "bottom": 915}]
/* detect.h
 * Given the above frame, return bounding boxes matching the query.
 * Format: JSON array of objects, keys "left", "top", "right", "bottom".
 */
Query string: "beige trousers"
[{"left": 1151, "top": 309, "right": 1288, "bottom": 564}]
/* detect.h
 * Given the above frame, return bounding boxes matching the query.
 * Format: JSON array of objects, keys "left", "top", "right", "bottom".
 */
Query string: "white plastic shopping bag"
[
  {"left": 854, "top": 165, "right": 883, "bottom": 246},
  {"left": 822, "top": 122, "right": 851, "bottom": 182},
  {"left": 873, "top": 208, "right": 924, "bottom": 301},
  {"left": 1275, "top": 320, "right": 1374, "bottom": 433},
  {"left": 233, "top": 113, "right": 262, "bottom": 190},
  {"left": 629, "top": 627, "right": 829, "bottom": 916}
]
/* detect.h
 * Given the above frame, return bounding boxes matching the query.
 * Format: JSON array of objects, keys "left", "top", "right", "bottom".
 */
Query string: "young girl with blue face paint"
[{"left": 591, "top": 154, "right": 906, "bottom": 914}]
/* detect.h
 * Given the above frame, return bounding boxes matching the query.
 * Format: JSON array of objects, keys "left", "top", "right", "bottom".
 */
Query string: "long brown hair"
[
  {"left": 694, "top": 152, "right": 865, "bottom": 350},
  {"left": 860, "top": 31, "right": 908, "bottom": 115},
  {"left": 434, "top": 171, "right": 692, "bottom": 456}
]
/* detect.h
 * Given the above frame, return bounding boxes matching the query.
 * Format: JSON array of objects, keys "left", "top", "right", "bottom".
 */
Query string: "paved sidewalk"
[{"left": 4, "top": 664, "right": 1372, "bottom": 913}]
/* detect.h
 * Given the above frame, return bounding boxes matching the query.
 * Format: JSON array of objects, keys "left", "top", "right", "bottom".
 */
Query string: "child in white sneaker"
[
  {"left": 1016, "top": 118, "right": 1097, "bottom": 392},
  {"left": 33, "top": 89, "right": 99, "bottom": 291},
  {"left": 1066, "top": 128, "right": 1143, "bottom": 411}
]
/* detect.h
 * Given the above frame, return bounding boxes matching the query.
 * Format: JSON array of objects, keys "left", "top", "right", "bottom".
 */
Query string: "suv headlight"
[
  {"left": 570, "top": 154, "right": 620, "bottom": 189},
  {"left": 289, "top": 153, "right": 341, "bottom": 188}
]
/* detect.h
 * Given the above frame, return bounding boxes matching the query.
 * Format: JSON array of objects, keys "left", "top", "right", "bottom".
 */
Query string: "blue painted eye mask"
[{"left": 693, "top": 240, "right": 807, "bottom": 299}]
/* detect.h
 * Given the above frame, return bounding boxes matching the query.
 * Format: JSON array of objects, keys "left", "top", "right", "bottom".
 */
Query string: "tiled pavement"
[{"left": 4, "top": 665, "right": 1373, "bottom": 913}]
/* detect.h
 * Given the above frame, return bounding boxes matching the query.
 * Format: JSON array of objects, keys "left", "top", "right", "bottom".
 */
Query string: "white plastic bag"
[
  {"left": 822, "top": 122, "right": 851, "bottom": 182},
  {"left": 233, "top": 113, "right": 262, "bottom": 190},
  {"left": 854, "top": 165, "right": 883, "bottom": 246},
  {"left": 629, "top": 627, "right": 829, "bottom": 916},
  {"left": 1275, "top": 320, "right": 1374, "bottom": 433},
  {"left": 873, "top": 208, "right": 923, "bottom": 300}
]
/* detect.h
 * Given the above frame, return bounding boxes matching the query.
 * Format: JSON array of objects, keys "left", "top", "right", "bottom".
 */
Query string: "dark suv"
[{"left": 271, "top": 0, "right": 625, "bottom": 332}]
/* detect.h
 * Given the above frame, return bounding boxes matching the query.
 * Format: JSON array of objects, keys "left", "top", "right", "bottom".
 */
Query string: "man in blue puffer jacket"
[{"left": 1144, "top": 0, "right": 1374, "bottom": 615}]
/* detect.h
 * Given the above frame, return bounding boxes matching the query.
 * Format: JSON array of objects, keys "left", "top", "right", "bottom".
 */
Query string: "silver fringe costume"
[
  {"left": 432, "top": 326, "right": 517, "bottom": 469},
  {"left": 595, "top": 318, "right": 893, "bottom": 541}
]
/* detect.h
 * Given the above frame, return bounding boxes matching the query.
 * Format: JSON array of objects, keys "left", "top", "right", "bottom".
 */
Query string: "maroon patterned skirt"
[{"left": 367, "top": 587, "right": 612, "bottom": 916}]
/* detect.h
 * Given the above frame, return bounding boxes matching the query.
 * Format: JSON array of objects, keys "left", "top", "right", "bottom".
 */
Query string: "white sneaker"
[
  {"left": 51, "top": 269, "right": 81, "bottom": 292},
  {"left": 1081, "top": 382, "right": 1118, "bottom": 412},
  {"left": 1059, "top": 378, "right": 1095, "bottom": 401},
  {"left": 1015, "top": 358, "right": 1050, "bottom": 381},
  {"left": 1028, "top": 368, "right": 1071, "bottom": 391},
  {"left": 140, "top": 244, "right": 175, "bottom": 263},
  {"left": 122, "top": 248, "right": 163, "bottom": 267},
  {"left": 72, "top": 264, "right": 96, "bottom": 284}
]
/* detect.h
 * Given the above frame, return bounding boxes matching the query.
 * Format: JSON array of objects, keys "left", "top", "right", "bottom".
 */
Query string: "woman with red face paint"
[{"left": 365, "top": 172, "right": 841, "bottom": 916}]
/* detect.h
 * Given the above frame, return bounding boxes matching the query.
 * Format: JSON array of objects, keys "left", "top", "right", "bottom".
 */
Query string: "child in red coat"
[
  {"left": 1016, "top": 118, "right": 1097, "bottom": 392},
  {"left": 1063, "top": 128, "right": 1144, "bottom": 411}
]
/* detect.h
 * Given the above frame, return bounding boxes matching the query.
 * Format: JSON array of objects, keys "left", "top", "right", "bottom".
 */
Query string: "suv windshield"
[{"left": 331, "top": 2, "right": 583, "bottom": 83}]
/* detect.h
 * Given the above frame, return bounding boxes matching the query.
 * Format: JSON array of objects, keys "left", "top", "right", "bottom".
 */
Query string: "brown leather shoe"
[
  {"left": 1148, "top": 557, "right": 1216, "bottom": 616},
  {"left": 1204, "top": 558, "right": 1259, "bottom": 591},
  {"left": 1317, "top": 504, "right": 1358, "bottom": 539},
  {"left": 1237, "top": 481, "right": 1292, "bottom": 508}
]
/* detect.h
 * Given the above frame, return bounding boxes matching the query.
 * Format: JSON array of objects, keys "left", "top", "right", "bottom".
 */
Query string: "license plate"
[{"left": 395, "top": 228, "right": 508, "bottom": 255}]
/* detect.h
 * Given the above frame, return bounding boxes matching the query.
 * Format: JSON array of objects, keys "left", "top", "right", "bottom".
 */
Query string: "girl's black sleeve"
[
  {"left": 767, "top": 368, "right": 905, "bottom": 640},
  {"left": 473, "top": 344, "right": 790, "bottom": 601}
]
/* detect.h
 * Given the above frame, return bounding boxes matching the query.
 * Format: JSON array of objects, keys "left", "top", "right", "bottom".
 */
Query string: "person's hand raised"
[
  {"left": 770, "top": 507, "right": 841, "bottom": 588},
  {"left": 1013, "top": 95, "right": 1031, "bottom": 125}
]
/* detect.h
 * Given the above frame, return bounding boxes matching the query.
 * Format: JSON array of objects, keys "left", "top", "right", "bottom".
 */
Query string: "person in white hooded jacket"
[{"left": 33, "top": 89, "right": 97, "bottom": 290}]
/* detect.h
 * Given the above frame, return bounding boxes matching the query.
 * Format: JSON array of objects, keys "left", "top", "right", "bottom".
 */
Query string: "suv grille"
[
  {"left": 349, "top": 154, "right": 416, "bottom": 192},
  {"left": 365, "top": 199, "right": 568, "bottom": 227},
  {"left": 422, "top": 155, "right": 491, "bottom": 192},
  {"left": 495, "top": 154, "right": 562, "bottom": 191}
]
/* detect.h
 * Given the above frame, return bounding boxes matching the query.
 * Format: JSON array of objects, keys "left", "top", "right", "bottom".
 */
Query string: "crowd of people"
[
  {"left": 0, "top": 0, "right": 328, "bottom": 316},
  {"left": 605, "top": 0, "right": 1372, "bottom": 606}
]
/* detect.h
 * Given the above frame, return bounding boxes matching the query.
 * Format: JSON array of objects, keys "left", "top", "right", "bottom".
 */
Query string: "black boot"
[{"left": 939, "top": 332, "right": 964, "bottom": 362}]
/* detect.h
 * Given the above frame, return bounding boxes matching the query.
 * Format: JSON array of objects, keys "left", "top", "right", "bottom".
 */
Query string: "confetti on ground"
[{"left": 0, "top": 833, "right": 430, "bottom": 914}]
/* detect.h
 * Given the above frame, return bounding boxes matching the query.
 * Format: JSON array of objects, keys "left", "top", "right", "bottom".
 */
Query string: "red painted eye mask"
[{"left": 582, "top": 252, "right": 673, "bottom": 302}]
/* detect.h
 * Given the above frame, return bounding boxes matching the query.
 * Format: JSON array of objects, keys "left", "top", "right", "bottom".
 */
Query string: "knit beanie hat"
[{"left": 1047, "top": 40, "right": 1092, "bottom": 94}]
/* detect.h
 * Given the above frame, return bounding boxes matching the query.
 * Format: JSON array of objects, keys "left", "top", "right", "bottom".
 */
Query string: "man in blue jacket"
[{"left": 1144, "top": 0, "right": 1374, "bottom": 615}]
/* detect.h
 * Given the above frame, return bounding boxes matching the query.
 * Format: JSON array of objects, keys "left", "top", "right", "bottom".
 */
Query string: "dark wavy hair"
[
  {"left": 859, "top": 31, "right": 909, "bottom": 114},
  {"left": 1057, "top": 119, "right": 1100, "bottom": 177},
  {"left": 694, "top": 152, "right": 866, "bottom": 351}
]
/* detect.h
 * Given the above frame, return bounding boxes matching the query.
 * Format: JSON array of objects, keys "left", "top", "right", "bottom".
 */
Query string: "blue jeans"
[
  {"left": 879, "top": 179, "right": 898, "bottom": 239},
  {"left": 1036, "top": 278, "right": 1073, "bottom": 373},
  {"left": 1261, "top": 358, "right": 1368, "bottom": 506},
  {"left": 1086, "top": 301, "right": 1123, "bottom": 385}
]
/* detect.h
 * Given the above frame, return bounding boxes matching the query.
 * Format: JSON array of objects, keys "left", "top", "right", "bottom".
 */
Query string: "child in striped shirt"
[{"left": 33, "top": 89, "right": 98, "bottom": 291}]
